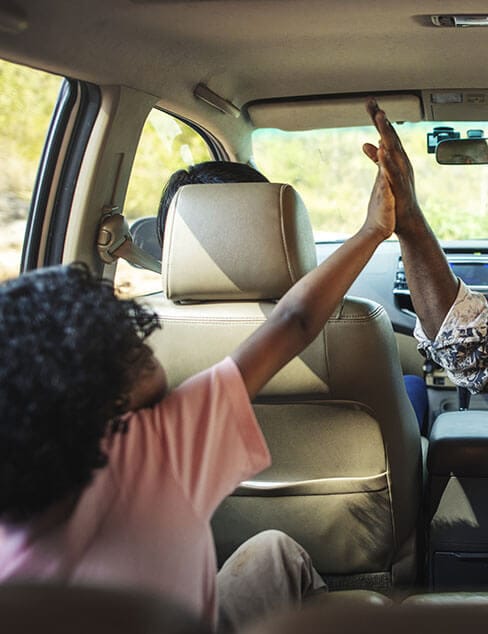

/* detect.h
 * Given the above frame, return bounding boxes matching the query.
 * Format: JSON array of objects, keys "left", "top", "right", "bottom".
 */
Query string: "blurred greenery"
[
  {"left": 0, "top": 62, "right": 61, "bottom": 161},
  {"left": 0, "top": 61, "right": 61, "bottom": 281},
  {"left": 0, "top": 62, "right": 61, "bottom": 207},
  {"left": 253, "top": 123, "right": 488, "bottom": 240},
  {"left": 124, "top": 110, "right": 211, "bottom": 220}
]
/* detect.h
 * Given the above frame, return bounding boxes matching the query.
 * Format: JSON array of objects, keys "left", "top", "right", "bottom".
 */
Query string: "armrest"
[{"left": 428, "top": 411, "right": 488, "bottom": 476}]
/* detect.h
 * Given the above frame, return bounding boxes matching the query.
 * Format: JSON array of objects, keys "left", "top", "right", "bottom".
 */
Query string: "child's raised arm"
[{"left": 232, "top": 164, "right": 395, "bottom": 399}]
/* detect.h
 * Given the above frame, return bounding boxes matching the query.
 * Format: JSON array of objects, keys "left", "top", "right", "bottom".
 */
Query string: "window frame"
[{"left": 22, "top": 79, "right": 101, "bottom": 271}]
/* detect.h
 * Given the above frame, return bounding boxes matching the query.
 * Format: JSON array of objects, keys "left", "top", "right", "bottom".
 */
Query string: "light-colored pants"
[{"left": 217, "top": 529, "right": 326, "bottom": 633}]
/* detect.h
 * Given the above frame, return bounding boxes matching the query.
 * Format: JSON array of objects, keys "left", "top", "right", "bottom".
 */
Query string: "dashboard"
[{"left": 316, "top": 239, "right": 488, "bottom": 334}]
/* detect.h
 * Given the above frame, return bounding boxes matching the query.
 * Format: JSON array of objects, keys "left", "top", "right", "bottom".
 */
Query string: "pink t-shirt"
[{"left": 0, "top": 357, "right": 271, "bottom": 625}]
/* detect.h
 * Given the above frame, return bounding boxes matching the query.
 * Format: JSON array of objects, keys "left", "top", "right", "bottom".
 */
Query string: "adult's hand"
[{"left": 363, "top": 98, "right": 422, "bottom": 237}]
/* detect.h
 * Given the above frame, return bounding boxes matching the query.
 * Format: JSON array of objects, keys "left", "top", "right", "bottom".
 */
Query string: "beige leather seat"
[{"left": 146, "top": 182, "right": 422, "bottom": 592}]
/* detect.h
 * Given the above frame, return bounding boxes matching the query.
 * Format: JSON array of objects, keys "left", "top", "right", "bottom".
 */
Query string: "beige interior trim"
[{"left": 64, "top": 85, "right": 158, "bottom": 274}]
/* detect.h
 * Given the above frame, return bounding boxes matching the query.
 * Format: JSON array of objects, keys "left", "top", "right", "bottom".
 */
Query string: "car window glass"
[
  {"left": 0, "top": 59, "right": 62, "bottom": 281},
  {"left": 115, "top": 108, "right": 211, "bottom": 298},
  {"left": 252, "top": 122, "right": 488, "bottom": 241}
]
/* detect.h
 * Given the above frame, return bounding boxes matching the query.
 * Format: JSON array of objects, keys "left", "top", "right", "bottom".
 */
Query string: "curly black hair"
[
  {"left": 157, "top": 161, "right": 269, "bottom": 246},
  {"left": 0, "top": 263, "right": 160, "bottom": 520}
]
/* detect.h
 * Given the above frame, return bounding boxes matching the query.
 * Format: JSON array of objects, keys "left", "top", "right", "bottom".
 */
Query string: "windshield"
[{"left": 252, "top": 122, "right": 488, "bottom": 241}]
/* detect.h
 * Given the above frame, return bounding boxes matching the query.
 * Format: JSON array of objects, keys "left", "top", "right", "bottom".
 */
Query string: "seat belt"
[{"left": 96, "top": 208, "right": 161, "bottom": 274}]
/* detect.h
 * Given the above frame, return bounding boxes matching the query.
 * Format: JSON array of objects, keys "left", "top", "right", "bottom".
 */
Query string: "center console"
[{"left": 428, "top": 411, "right": 488, "bottom": 591}]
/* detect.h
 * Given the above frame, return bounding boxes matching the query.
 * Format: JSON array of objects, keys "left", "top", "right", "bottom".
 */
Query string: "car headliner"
[{"left": 0, "top": 1, "right": 487, "bottom": 140}]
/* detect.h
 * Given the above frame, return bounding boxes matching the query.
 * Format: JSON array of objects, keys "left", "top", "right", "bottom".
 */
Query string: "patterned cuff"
[
  {"left": 413, "top": 278, "right": 466, "bottom": 350},
  {"left": 414, "top": 279, "right": 488, "bottom": 393}
]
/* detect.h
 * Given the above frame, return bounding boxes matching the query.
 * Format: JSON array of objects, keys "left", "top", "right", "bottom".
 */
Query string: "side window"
[
  {"left": 115, "top": 109, "right": 212, "bottom": 298},
  {"left": 0, "top": 60, "right": 61, "bottom": 281}
]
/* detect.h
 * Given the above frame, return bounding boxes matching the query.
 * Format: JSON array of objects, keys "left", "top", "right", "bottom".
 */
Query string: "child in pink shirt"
[{"left": 0, "top": 149, "right": 394, "bottom": 631}]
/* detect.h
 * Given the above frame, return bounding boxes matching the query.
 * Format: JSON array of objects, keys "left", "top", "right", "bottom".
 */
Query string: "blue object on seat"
[{"left": 403, "top": 374, "right": 428, "bottom": 432}]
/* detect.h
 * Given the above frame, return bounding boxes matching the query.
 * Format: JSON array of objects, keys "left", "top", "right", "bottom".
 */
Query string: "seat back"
[{"left": 146, "top": 182, "right": 422, "bottom": 590}]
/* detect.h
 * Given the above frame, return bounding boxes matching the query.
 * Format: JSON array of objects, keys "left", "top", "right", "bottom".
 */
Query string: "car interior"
[{"left": 3, "top": 0, "right": 488, "bottom": 629}]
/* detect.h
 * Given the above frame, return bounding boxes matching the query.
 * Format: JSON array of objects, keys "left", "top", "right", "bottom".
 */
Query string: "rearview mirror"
[{"left": 436, "top": 138, "right": 488, "bottom": 164}]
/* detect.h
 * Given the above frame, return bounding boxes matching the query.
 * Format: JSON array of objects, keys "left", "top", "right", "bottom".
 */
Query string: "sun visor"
[{"left": 247, "top": 94, "right": 422, "bottom": 130}]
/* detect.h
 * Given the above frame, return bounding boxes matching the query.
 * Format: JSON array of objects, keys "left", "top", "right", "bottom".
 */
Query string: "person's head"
[
  {"left": 157, "top": 161, "right": 268, "bottom": 246},
  {"left": 0, "top": 263, "right": 162, "bottom": 521}
]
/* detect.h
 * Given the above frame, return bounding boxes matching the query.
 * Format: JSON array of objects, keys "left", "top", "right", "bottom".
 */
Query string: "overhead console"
[{"left": 422, "top": 89, "right": 488, "bottom": 122}]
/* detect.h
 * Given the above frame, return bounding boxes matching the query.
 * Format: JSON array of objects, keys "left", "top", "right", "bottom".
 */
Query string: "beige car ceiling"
[{"left": 1, "top": 1, "right": 488, "bottom": 134}]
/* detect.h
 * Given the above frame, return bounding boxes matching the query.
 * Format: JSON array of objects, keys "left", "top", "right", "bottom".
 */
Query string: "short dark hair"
[
  {"left": 0, "top": 263, "right": 160, "bottom": 520},
  {"left": 157, "top": 161, "right": 268, "bottom": 246}
]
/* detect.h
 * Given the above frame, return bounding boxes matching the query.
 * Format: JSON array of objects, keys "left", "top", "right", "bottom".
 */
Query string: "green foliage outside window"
[
  {"left": 0, "top": 61, "right": 61, "bottom": 210},
  {"left": 253, "top": 123, "right": 488, "bottom": 240},
  {"left": 124, "top": 109, "right": 211, "bottom": 220},
  {"left": 0, "top": 60, "right": 61, "bottom": 281}
]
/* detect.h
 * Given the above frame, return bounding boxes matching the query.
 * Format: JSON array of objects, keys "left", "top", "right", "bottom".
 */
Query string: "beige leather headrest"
[{"left": 162, "top": 183, "right": 317, "bottom": 301}]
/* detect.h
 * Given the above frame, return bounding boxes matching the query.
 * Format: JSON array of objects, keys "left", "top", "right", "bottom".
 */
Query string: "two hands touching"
[
  {"left": 361, "top": 97, "right": 419, "bottom": 242},
  {"left": 363, "top": 97, "right": 458, "bottom": 339}
]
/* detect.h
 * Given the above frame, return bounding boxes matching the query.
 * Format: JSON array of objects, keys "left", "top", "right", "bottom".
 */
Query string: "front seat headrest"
[{"left": 162, "top": 182, "right": 317, "bottom": 301}]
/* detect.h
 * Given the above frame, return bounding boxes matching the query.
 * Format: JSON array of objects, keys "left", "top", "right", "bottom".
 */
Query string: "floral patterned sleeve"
[{"left": 414, "top": 279, "right": 488, "bottom": 393}]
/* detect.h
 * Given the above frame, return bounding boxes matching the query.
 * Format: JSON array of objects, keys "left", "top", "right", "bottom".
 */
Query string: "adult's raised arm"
[{"left": 363, "top": 98, "right": 459, "bottom": 340}]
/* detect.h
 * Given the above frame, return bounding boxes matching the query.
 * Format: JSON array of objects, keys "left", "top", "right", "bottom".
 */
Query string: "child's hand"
[
  {"left": 362, "top": 167, "right": 395, "bottom": 240},
  {"left": 363, "top": 98, "right": 422, "bottom": 237}
]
